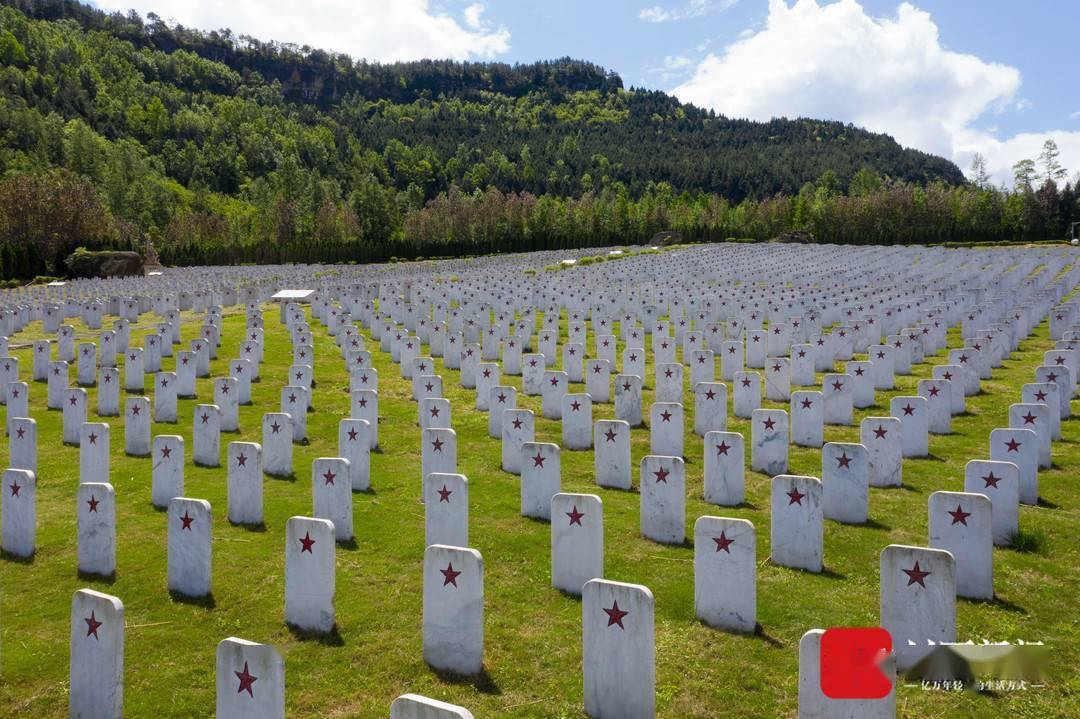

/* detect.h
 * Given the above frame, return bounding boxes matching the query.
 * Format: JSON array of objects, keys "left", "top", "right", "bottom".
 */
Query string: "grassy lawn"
[{"left": 1, "top": 299, "right": 1077, "bottom": 718}]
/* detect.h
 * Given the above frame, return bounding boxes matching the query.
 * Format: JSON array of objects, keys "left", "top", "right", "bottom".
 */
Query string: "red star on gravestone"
[
  {"left": 704, "top": 388, "right": 716, "bottom": 400},
  {"left": 68, "top": 395, "right": 78, "bottom": 406},
  {"left": 981, "top": 471, "right": 1000, "bottom": 488},
  {"left": 201, "top": 413, "right": 210, "bottom": 424},
  {"left": 622, "top": 381, "right": 632, "bottom": 391},
  {"left": 713, "top": 531, "right": 734, "bottom": 553},
  {"left": 836, "top": 452, "right": 852, "bottom": 468},
  {"left": 664, "top": 368, "right": 673, "bottom": 378},
  {"left": 322, "top": 469, "right": 336, "bottom": 486},
  {"left": 438, "top": 485, "right": 452, "bottom": 502},
  {"left": 87, "top": 495, "right": 100, "bottom": 513},
  {"left": 85, "top": 611, "right": 102, "bottom": 639},
  {"left": 1021, "top": 412, "right": 1037, "bottom": 425},
  {"left": 566, "top": 506, "right": 584, "bottom": 526},
  {"left": 298, "top": 531, "right": 316, "bottom": 553},
  {"left": 235, "top": 661, "right": 257, "bottom": 697},
  {"left": 653, "top": 466, "right": 669, "bottom": 483},
  {"left": 903, "top": 561, "right": 931, "bottom": 588},
  {"left": 441, "top": 562, "right": 461, "bottom": 587},
  {"left": 901, "top": 404, "right": 915, "bottom": 416},
  {"left": 532, "top": 452, "right": 546, "bottom": 468},
  {"left": 549, "top": 376, "right": 560, "bottom": 387},
  {"left": 9, "top": 478, "right": 21, "bottom": 497},
  {"left": 948, "top": 504, "right": 971, "bottom": 526},
  {"left": 1034, "top": 390, "right": 1047, "bottom": 402},
  {"left": 831, "top": 380, "right": 844, "bottom": 392},
  {"left": 1005, "top": 438, "right": 1021, "bottom": 452},
  {"left": 786, "top": 487, "right": 805, "bottom": 506},
  {"left": 512, "top": 417, "right": 523, "bottom": 430},
  {"left": 603, "top": 600, "right": 628, "bottom": 629},
  {"left": 15, "top": 426, "right": 24, "bottom": 439},
  {"left": 180, "top": 511, "right": 194, "bottom": 530},
  {"left": 762, "top": 417, "right": 776, "bottom": 431},
  {"left": 728, "top": 347, "right": 736, "bottom": 354},
  {"left": 431, "top": 437, "right": 444, "bottom": 453},
  {"left": 270, "top": 422, "right": 281, "bottom": 434},
  {"left": 800, "top": 397, "right": 813, "bottom": 409}
]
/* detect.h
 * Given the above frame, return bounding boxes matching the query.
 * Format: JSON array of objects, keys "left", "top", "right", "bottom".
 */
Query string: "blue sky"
[{"left": 90, "top": 0, "right": 1080, "bottom": 185}]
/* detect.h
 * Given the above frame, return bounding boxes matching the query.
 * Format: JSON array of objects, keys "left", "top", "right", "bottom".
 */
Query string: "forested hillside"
[{"left": 0, "top": 0, "right": 1074, "bottom": 277}]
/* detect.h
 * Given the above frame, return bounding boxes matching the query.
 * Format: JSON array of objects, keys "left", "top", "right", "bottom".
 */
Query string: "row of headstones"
[
  {"left": 63, "top": 538, "right": 964, "bottom": 718},
  {"left": 1, "top": 415, "right": 377, "bottom": 560},
  {"left": 68, "top": 590, "right": 478, "bottom": 718}
]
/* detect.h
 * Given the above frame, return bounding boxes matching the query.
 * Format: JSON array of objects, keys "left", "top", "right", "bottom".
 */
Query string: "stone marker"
[
  {"left": 614, "top": 374, "right": 643, "bottom": 427},
  {"left": 822, "top": 373, "right": 853, "bottom": 426},
  {"left": 262, "top": 413, "right": 294, "bottom": 478},
  {"left": 963, "top": 459, "right": 1019, "bottom": 546},
  {"left": 1008, "top": 402, "right": 1051, "bottom": 469},
  {"left": 639, "top": 455, "right": 685, "bottom": 545},
  {"left": 312, "top": 457, "right": 353, "bottom": 542},
  {"left": 9, "top": 416, "right": 36, "bottom": 476},
  {"left": 861, "top": 417, "right": 902, "bottom": 488},
  {"left": 693, "top": 382, "right": 727, "bottom": 436},
  {"left": 70, "top": 589, "right": 124, "bottom": 719},
  {"left": 285, "top": 516, "right": 336, "bottom": 633},
  {"left": 63, "top": 388, "right": 88, "bottom": 445},
  {"left": 338, "top": 419, "right": 371, "bottom": 491},
  {"left": 281, "top": 386, "right": 309, "bottom": 443},
  {"left": 487, "top": 385, "right": 516, "bottom": 439},
  {"left": 351, "top": 389, "right": 379, "bottom": 449},
  {"left": 703, "top": 430, "right": 745, "bottom": 506},
  {"left": 821, "top": 442, "right": 869, "bottom": 524},
  {"left": 770, "top": 475, "right": 823, "bottom": 572},
  {"left": 583, "top": 579, "right": 654, "bottom": 719},
  {"left": 227, "top": 441, "right": 262, "bottom": 525},
  {"left": 751, "top": 408, "right": 788, "bottom": 475},
  {"left": 78, "top": 482, "right": 116, "bottom": 577},
  {"left": 422, "top": 428, "right": 458, "bottom": 493},
  {"left": 2, "top": 468, "right": 35, "bottom": 557},
  {"left": 764, "top": 357, "right": 791, "bottom": 401},
  {"left": 168, "top": 497, "right": 212, "bottom": 598},
  {"left": 216, "top": 638, "right": 285, "bottom": 719},
  {"left": 790, "top": 390, "right": 824, "bottom": 448},
  {"left": 918, "top": 378, "right": 952, "bottom": 434},
  {"left": 890, "top": 396, "right": 928, "bottom": 458},
  {"left": 501, "top": 409, "right": 534, "bottom": 475},
  {"left": 650, "top": 402, "right": 684, "bottom": 458},
  {"left": 694, "top": 516, "right": 755, "bottom": 633},
  {"left": 551, "top": 493, "right": 603, "bottom": 595},
  {"left": 879, "top": 544, "right": 955, "bottom": 671},
  {"left": 79, "top": 422, "right": 110, "bottom": 485},
  {"left": 216, "top": 377, "right": 240, "bottom": 432},
  {"left": 154, "top": 371, "right": 178, "bottom": 423},
  {"left": 424, "top": 473, "right": 468, "bottom": 548},
  {"left": 989, "top": 428, "right": 1038, "bottom": 504},
  {"left": 798, "top": 628, "right": 895, "bottom": 719},
  {"left": 732, "top": 371, "right": 761, "bottom": 419},
  {"left": 541, "top": 370, "right": 568, "bottom": 420},
  {"left": 928, "top": 491, "right": 993, "bottom": 600},
  {"left": 423, "top": 544, "right": 484, "bottom": 675},
  {"left": 390, "top": 694, "right": 475, "bottom": 719},
  {"left": 193, "top": 404, "right": 222, "bottom": 467},
  {"left": 124, "top": 397, "right": 151, "bottom": 456},
  {"left": 562, "top": 393, "right": 593, "bottom": 450},
  {"left": 521, "top": 442, "right": 560, "bottom": 520},
  {"left": 594, "top": 419, "right": 631, "bottom": 490}
]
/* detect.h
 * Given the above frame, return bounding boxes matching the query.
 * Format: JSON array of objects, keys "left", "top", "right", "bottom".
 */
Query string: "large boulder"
[{"left": 64, "top": 249, "right": 144, "bottom": 278}]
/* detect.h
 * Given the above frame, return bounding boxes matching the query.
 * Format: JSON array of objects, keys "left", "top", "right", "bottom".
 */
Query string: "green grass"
[{"left": 1, "top": 303, "right": 1077, "bottom": 718}]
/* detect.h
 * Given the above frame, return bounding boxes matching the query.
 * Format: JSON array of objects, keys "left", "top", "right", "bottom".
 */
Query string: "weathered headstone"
[
  {"left": 423, "top": 544, "right": 484, "bottom": 675},
  {"left": 879, "top": 544, "right": 955, "bottom": 671},
  {"left": 770, "top": 475, "right": 823, "bottom": 572},
  {"left": 694, "top": 516, "right": 755, "bottom": 633},
  {"left": 582, "top": 579, "right": 654, "bottom": 719},
  {"left": 78, "top": 482, "right": 116, "bottom": 577},
  {"left": 928, "top": 491, "right": 992, "bottom": 600},
  {"left": 168, "top": 497, "right": 212, "bottom": 598},
  {"left": 215, "top": 638, "right": 285, "bottom": 719},
  {"left": 551, "top": 492, "right": 604, "bottom": 595},
  {"left": 70, "top": 589, "right": 124, "bottom": 719},
  {"left": 312, "top": 457, "right": 353, "bottom": 543},
  {"left": 285, "top": 516, "right": 336, "bottom": 633}
]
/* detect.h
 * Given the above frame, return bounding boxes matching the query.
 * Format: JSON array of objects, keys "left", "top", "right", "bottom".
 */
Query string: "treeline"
[{"left": 0, "top": 0, "right": 1074, "bottom": 278}]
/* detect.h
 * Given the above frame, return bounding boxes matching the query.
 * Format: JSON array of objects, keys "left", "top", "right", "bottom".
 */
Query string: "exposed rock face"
[{"left": 65, "top": 250, "right": 144, "bottom": 278}]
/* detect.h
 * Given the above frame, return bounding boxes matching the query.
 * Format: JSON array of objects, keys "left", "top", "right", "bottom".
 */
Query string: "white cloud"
[
  {"left": 1070, "top": 110, "right": 1080, "bottom": 121},
  {"left": 672, "top": 0, "right": 1080, "bottom": 186},
  {"left": 92, "top": 0, "right": 510, "bottom": 62},
  {"left": 639, "top": 0, "right": 738, "bottom": 23}
]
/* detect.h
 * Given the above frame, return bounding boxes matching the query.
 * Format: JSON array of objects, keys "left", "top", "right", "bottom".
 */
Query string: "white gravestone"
[
  {"left": 262, "top": 413, "right": 294, "bottom": 478},
  {"left": 639, "top": 455, "right": 685, "bottom": 545},
  {"left": 422, "top": 428, "right": 458, "bottom": 493},
  {"left": 390, "top": 695, "right": 474, "bottom": 719},
  {"left": 990, "top": 428, "right": 1038, "bottom": 505},
  {"left": 614, "top": 374, "right": 643, "bottom": 427},
  {"left": 582, "top": 579, "right": 655, "bottom": 719},
  {"left": 963, "top": 460, "right": 1019, "bottom": 546},
  {"left": 551, "top": 492, "right": 603, "bottom": 595},
  {"left": 9, "top": 416, "right": 37, "bottom": 476},
  {"left": 501, "top": 409, "right": 534, "bottom": 475},
  {"left": 487, "top": 385, "right": 516, "bottom": 439},
  {"left": 521, "top": 442, "right": 560, "bottom": 520},
  {"left": 649, "top": 402, "right": 684, "bottom": 458},
  {"left": 2, "top": 468, "right": 35, "bottom": 557},
  {"left": 312, "top": 457, "right": 353, "bottom": 543},
  {"left": 80, "top": 422, "right": 109, "bottom": 485},
  {"left": 168, "top": 497, "right": 212, "bottom": 598},
  {"left": 193, "top": 404, "right": 221, "bottom": 467},
  {"left": 424, "top": 473, "right": 468, "bottom": 548},
  {"left": 227, "top": 442, "right": 262, "bottom": 525},
  {"left": 1008, "top": 403, "right": 1051, "bottom": 469},
  {"left": 751, "top": 409, "right": 788, "bottom": 476},
  {"left": 423, "top": 544, "right": 484, "bottom": 676},
  {"left": 350, "top": 389, "right": 379, "bottom": 449},
  {"left": 890, "top": 396, "right": 928, "bottom": 458},
  {"left": 764, "top": 357, "right": 791, "bottom": 401},
  {"left": 703, "top": 431, "right": 744, "bottom": 506},
  {"left": 541, "top": 370, "right": 568, "bottom": 420},
  {"left": 594, "top": 419, "right": 631, "bottom": 490},
  {"left": 562, "top": 393, "right": 593, "bottom": 450},
  {"left": 285, "top": 516, "right": 336, "bottom": 633},
  {"left": 790, "top": 391, "right": 824, "bottom": 448},
  {"left": 215, "top": 377, "right": 240, "bottom": 432},
  {"left": 821, "top": 442, "right": 869, "bottom": 524},
  {"left": 822, "top": 374, "right": 853, "bottom": 426},
  {"left": 338, "top": 419, "right": 371, "bottom": 491},
  {"left": 694, "top": 516, "right": 755, "bottom": 633},
  {"left": 78, "top": 482, "right": 116, "bottom": 577},
  {"left": 693, "top": 382, "right": 727, "bottom": 436},
  {"left": 63, "top": 388, "right": 88, "bottom": 445},
  {"left": 153, "top": 371, "right": 178, "bottom": 423},
  {"left": 732, "top": 371, "right": 761, "bottom": 419},
  {"left": 70, "top": 589, "right": 124, "bottom": 719},
  {"left": 879, "top": 544, "right": 955, "bottom": 672},
  {"left": 928, "top": 491, "right": 993, "bottom": 600},
  {"left": 770, "top": 475, "right": 823, "bottom": 573},
  {"left": 918, "top": 378, "right": 952, "bottom": 434},
  {"left": 861, "top": 417, "right": 902, "bottom": 488},
  {"left": 215, "top": 638, "right": 285, "bottom": 719}
]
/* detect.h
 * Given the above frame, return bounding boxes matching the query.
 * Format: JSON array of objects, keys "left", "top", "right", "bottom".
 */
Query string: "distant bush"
[{"left": 64, "top": 248, "right": 143, "bottom": 278}]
